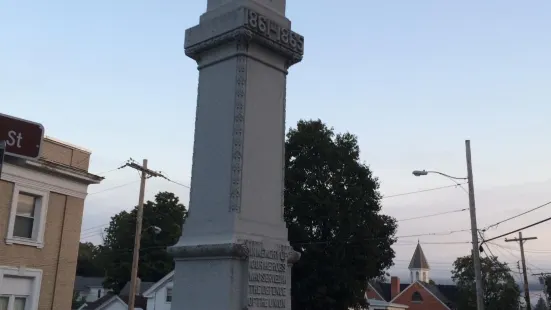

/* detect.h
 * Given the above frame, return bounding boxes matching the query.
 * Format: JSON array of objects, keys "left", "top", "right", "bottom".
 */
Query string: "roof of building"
[
  {"left": 369, "top": 281, "right": 458, "bottom": 309},
  {"left": 45, "top": 136, "right": 92, "bottom": 154},
  {"left": 79, "top": 293, "right": 148, "bottom": 310},
  {"left": 74, "top": 276, "right": 105, "bottom": 291},
  {"left": 421, "top": 283, "right": 458, "bottom": 308},
  {"left": 369, "top": 281, "right": 410, "bottom": 302},
  {"left": 119, "top": 295, "right": 148, "bottom": 310},
  {"left": 143, "top": 271, "right": 174, "bottom": 297},
  {"left": 80, "top": 294, "right": 123, "bottom": 310},
  {"left": 408, "top": 242, "right": 430, "bottom": 269},
  {"left": 119, "top": 280, "right": 156, "bottom": 296}
]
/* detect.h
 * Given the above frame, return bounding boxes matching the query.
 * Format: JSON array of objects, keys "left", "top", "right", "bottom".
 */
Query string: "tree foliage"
[
  {"left": 535, "top": 297, "right": 549, "bottom": 310},
  {"left": 76, "top": 242, "right": 104, "bottom": 277},
  {"left": 451, "top": 255, "right": 520, "bottom": 310},
  {"left": 545, "top": 275, "right": 551, "bottom": 304},
  {"left": 101, "top": 191, "right": 187, "bottom": 293},
  {"left": 284, "top": 120, "right": 397, "bottom": 310},
  {"left": 72, "top": 291, "right": 87, "bottom": 309}
]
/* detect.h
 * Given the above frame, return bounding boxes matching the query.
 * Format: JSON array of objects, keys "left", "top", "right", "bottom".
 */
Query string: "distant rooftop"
[{"left": 45, "top": 135, "right": 91, "bottom": 154}]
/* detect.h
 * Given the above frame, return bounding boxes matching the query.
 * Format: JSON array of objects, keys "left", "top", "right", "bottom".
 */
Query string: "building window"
[
  {"left": 5, "top": 185, "right": 49, "bottom": 248},
  {"left": 97, "top": 289, "right": 102, "bottom": 299},
  {"left": 13, "top": 193, "right": 37, "bottom": 239},
  {"left": 411, "top": 291, "right": 423, "bottom": 303},
  {"left": 165, "top": 287, "right": 172, "bottom": 303},
  {"left": 0, "top": 296, "right": 26, "bottom": 310},
  {"left": 0, "top": 266, "right": 42, "bottom": 310},
  {"left": 415, "top": 271, "right": 419, "bottom": 281}
]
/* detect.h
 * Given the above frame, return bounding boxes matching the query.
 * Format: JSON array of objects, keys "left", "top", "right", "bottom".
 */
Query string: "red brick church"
[{"left": 365, "top": 242, "right": 458, "bottom": 310}]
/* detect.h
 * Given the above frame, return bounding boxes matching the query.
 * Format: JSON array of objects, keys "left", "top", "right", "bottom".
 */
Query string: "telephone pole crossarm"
[
  {"left": 125, "top": 161, "right": 164, "bottom": 178},
  {"left": 505, "top": 237, "right": 538, "bottom": 242}
]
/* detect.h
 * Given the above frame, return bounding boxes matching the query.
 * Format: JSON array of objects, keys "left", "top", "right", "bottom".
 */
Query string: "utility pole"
[
  {"left": 533, "top": 272, "right": 551, "bottom": 303},
  {"left": 517, "top": 261, "right": 523, "bottom": 310},
  {"left": 465, "top": 140, "right": 485, "bottom": 310},
  {"left": 124, "top": 159, "right": 164, "bottom": 310},
  {"left": 506, "top": 232, "right": 537, "bottom": 309}
]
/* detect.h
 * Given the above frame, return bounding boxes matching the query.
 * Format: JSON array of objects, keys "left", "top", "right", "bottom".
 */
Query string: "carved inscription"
[
  {"left": 244, "top": 9, "right": 304, "bottom": 55},
  {"left": 243, "top": 240, "right": 290, "bottom": 309}
]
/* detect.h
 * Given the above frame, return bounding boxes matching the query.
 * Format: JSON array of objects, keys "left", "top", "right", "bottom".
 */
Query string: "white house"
[
  {"left": 142, "top": 271, "right": 174, "bottom": 310},
  {"left": 77, "top": 295, "right": 126, "bottom": 310},
  {"left": 76, "top": 294, "right": 145, "bottom": 310}
]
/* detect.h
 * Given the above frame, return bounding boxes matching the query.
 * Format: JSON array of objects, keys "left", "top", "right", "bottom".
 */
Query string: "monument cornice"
[{"left": 184, "top": 7, "right": 304, "bottom": 66}]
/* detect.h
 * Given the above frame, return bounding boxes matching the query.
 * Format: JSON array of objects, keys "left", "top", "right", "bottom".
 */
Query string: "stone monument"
[{"left": 168, "top": 0, "right": 304, "bottom": 309}]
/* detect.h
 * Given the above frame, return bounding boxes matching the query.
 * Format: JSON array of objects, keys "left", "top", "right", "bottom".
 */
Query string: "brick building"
[
  {"left": 0, "top": 136, "right": 102, "bottom": 310},
  {"left": 366, "top": 242, "right": 458, "bottom": 310}
]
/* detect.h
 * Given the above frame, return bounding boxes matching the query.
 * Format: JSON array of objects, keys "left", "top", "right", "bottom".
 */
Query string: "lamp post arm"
[{"left": 426, "top": 171, "right": 468, "bottom": 181}]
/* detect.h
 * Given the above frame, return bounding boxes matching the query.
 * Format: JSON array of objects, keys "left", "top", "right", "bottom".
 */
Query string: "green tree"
[
  {"left": 545, "top": 275, "right": 551, "bottom": 304},
  {"left": 71, "top": 291, "right": 86, "bottom": 309},
  {"left": 101, "top": 191, "right": 187, "bottom": 293},
  {"left": 76, "top": 242, "right": 104, "bottom": 277},
  {"left": 535, "top": 297, "right": 549, "bottom": 310},
  {"left": 284, "top": 120, "right": 397, "bottom": 310},
  {"left": 451, "top": 255, "right": 520, "bottom": 310}
]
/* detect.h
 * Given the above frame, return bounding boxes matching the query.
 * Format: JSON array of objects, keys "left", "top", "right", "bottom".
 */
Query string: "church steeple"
[{"left": 408, "top": 241, "right": 430, "bottom": 283}]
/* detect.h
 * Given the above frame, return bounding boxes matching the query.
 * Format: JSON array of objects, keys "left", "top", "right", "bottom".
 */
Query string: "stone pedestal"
[{"left": 168, "top": 0, "right": 304, "bottom": 309}]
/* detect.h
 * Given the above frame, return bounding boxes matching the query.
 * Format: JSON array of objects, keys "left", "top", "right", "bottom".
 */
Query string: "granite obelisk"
[{"left": 168, "top": 0, "right": 304, "bottom": 309}]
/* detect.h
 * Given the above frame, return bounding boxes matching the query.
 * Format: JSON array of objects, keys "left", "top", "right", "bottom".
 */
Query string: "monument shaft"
[{"left": 169, "top": 1, "right": 304, "bottom": 309}]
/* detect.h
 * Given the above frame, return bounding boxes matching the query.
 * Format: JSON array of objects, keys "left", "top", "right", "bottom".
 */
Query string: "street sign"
[
  {"left": 0, "top": 141, "right": 5, "bottom": 176},
  {"left": 0, "top": 113, "right": 44, "bottom": 160}
]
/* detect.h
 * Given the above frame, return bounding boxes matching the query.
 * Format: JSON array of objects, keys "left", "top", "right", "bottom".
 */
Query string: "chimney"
[{"left": 390, "top": 276, "right": 400, "bottom": 300}]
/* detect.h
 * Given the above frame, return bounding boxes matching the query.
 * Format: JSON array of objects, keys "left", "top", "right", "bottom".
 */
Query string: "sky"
[{"left": 2, "top": 0, "right": 551, "bottom": 291}]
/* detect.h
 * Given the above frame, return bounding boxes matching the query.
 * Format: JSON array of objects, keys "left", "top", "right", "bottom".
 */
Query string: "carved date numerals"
[{"left": 245, "top": 9, "right": 304, "bottom": 54}]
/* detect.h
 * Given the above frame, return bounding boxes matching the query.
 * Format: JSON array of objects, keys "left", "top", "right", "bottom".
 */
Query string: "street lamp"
[
  {"left": 128, "top": 225, "right": 162, "bottom": 310},
  {"left": 412, "top": 140, "right": 485, "bottom": 310},
  {"left": 412, "top": 170, "right": 466, "bottom": 180},
  {"left": 147, "top": 225, "right": 162, "bottom": 235}
]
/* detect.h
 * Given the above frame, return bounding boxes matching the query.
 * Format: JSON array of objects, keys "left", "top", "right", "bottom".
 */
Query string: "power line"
[
  {"left": 80, "top": 223, "right": 471, "bottom": 243},
  {"left": 81, "top": 182, "right": 466, "bottom": 239},
  {"left": 382, "top": 183, "right": 466, "bottom": 199},
  {"left": 397, "top": 208, "right": 467, "bottom": 222},
  {"left": 488, "top": 242, "right": 549, "bottom": 274},
  {"left": 489, "top": 242, "right": 551, "bottom": 254},
  {"left": 94, "top": 161, "right": 129, "bottom": 176},
  {"left": 88, "top": 180, "right": 140, "bottom": 196},
  {"left": 480, "top": 215, "right": 551, "bottom": 245},
  {"left": 87, "top": 176, "right": 464, "bottom": 200},
  {"left": 482, "top": 200, "right": 551, "bottom": 231}
]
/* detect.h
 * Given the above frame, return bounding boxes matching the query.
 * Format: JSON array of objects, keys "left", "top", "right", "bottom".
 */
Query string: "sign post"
[
  {"left": 0, "top": 113, "right": 44, "bottom": 160},
  {"left": 0, "top": 141, "right": 5, "bottom": 177}
]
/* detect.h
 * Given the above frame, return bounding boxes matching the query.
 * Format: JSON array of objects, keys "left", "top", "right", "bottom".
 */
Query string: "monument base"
[{"left": 168, "top": 240, "right": 299, "bottom": 310}]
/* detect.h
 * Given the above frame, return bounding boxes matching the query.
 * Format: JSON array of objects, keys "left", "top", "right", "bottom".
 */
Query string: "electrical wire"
[
  {"left": 81, "top": 180, "right": 466, "bottom": 239},
  {"left": 482, "top": 200, "right": 551, "bottom": 232},
  {"left": 480, "top": 216, "right": 551, "bottom": 245},
  {"left": 87, "top": 180, "right": 140, "bottom": 196},
  {"left": 397, "top": 208, "right": 468, "bottom": 222},
  {"left": 382, "top": 183, "right": 466, "bottom": 199}
]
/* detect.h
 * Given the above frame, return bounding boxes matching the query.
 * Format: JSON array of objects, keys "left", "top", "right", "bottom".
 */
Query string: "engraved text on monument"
[{"left": 244, "top": 241, "right": 290, "bottom": 309}]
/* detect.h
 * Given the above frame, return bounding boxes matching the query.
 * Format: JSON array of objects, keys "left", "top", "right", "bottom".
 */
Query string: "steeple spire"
[{"left": 409, "top": 242, "right": 430, "bottom": 282}]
